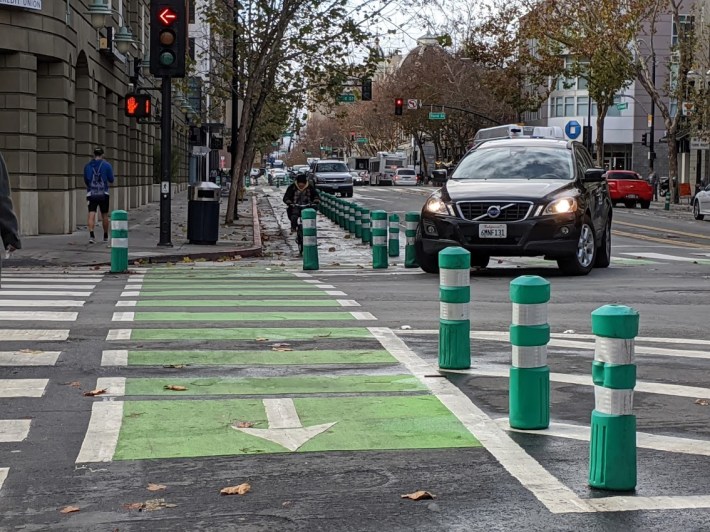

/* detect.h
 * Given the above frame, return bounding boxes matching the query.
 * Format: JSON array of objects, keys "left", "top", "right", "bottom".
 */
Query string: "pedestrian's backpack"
[{"left": 89, "top": 162, "right": 105, "bottom": 198}]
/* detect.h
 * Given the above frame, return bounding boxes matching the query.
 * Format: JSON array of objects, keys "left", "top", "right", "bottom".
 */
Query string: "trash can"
[
  {"left": 187, "top": 181, "right": 221, "bottom": 245},
  {"left": 431, "top": 169, "right": 448, "bottom": 186}
]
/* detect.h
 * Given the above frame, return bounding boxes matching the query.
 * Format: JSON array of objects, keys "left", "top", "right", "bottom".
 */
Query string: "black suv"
[{"left": 415, "top": 134, "right": 612, "bottom": 275}]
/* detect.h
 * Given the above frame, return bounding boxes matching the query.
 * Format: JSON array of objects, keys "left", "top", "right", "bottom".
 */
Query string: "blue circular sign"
[{"left": 565, "top": 120, "right": 581, "bottom": 139}]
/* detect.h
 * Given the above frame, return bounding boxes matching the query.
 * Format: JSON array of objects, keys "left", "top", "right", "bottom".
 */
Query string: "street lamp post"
[{"left": 649, "top": 51, "right": 656, "bottom": 173}]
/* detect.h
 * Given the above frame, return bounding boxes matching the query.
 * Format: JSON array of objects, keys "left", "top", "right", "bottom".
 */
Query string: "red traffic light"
[
  {"left": 395, "top": 98, "right": 403, "bottom": 105},
  {"left": 159, "top": 7, "right": 177, "bottom": 25}
]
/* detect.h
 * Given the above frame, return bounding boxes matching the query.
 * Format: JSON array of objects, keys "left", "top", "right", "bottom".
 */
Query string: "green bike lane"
[{"left": 79, "top": 265, "right": 481, "bottom": 463}]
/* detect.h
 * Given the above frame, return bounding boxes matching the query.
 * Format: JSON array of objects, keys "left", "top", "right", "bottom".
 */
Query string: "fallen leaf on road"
[
  {"left": 255, "top": 337, "right": 269, "bottom": 342},
  {"left": 182, "top": 256, "right": 192, "bottom": 262},
  {"left": 163, "top": 385, "right": 187, "bottom": 391},
  {"left": 328, "top": 247, "right": 336, "bottom": 252},
  {"left": 143, "top": 498, "right": 177, "bottom": 511},
  {"left": 19, "top": 349, "right": 43, "bottom": 355},
  {"left": 162, "top": 364, "right": 187, "bottom": 369},
  {"left": 272, "top": 348, "right": 293, "bottom": 352},
  {"left": 695, "top": 399, "right": 710, "bottom": 406},
  {"left": 316, "top": 332, "right": 332, "bottom": 338},
  {"left": 330, "top": 262, "right": 340, "bottom": 266},
  {"left": 123, "top": 502, "right": 145, "bottom": 510},
  {"left": 220, "top": 483, "right": 251, "bottom": 496},
  {"left": 83, "top": 388, "right": 107, "bottom": 397},
  {"left": 401, "top": 491, "right": 435, "bottom": 500},
  {"left": 147, "top": 483, "right": 167, "bottom": 492},
  {"left": 66, "top": 381, "right": 82, "bottom": 388},
  {"left": 232, "top": 421, "right": 255, "bottom": 428},
  {"left": 59, "top": 505, "right": 80, "bottom": 513},
  {"left": 282, "top": 501, "right": 292, "bottom": 507},
  {"left": 92, "top": 265, "right": 101, "bottom": 270},
  {"left": 271, "top": 343, "right": 291, "bottom": 348}
]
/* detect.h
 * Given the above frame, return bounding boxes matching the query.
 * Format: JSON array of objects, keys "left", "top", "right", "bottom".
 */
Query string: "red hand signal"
[{"left": 126, "top": 96, "right": 138, "bottom": 116}]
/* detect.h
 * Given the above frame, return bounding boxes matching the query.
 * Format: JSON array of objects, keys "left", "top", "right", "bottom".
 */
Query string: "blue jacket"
[{"left": 83, "top": 159, "right": 115, "bottom": 197}]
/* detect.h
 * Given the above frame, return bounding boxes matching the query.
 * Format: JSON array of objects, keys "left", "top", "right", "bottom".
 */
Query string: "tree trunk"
[
  {"left": 667, "top": 132, "right": 678, "bottom": 203},
  {"left": 595, "top": 108, "right": 607, "bottom": 167}
]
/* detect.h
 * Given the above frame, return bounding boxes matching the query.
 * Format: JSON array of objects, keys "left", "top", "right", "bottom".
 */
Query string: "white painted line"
[
  {"left": 101, "top": 350, "right": 129, "bottom": 366},
  {"left": 497, "top": 419, "right": 710, "bottom": 457},
  {"left": 120, "top": 291, "right": 140, "bottom": 297},
  {"left": 0, "top": 468, "right": 7, "bottom": 492},
  {"left": 131, "top": 275, "right": 145, "bottom": 282},
  {"left": 337, "top": 299, "right": 361, "bottom": 307},
  {"left": 368, "top": 327, "right": 592, "bottom": 514},
  {"left": 452, "top": 367, "right": 710, "bottom": 399},
  {"left": 115, "top": 300, "right": 137, "bottom": 307},
  {"left": 351, "top": 311, "right": 377, "bottom": 321},
  {"left": 314, "top": 284, "right": 336, "bottom": 289},
  {"left": 96, "top": 377, "right": 126, "bottom": 397},
  {"left": 124, "top": 284, "right": 143, "bottom": 290},
  {"left": 292, "top": 272, "right": 312, "bottom": 278},
  {"left": 0, "top": 379, "right": 48, "bottom": 398},
  {"left": 0, "top": 291, "right": 92, "bottom": 297},
  {"left": 0, "top": 284, "right": 96, "bottom": 290},
  {"left": 0, "top": 330, "right": 69, "bottom": 341},
  {"left": 75, "top": 401, "right": 124, "bottom": 463},
  {"left": 0, "top": 420, "right": 31, "bottom": 442},
  {"left": 0, "top": 300, "right": 84, "bottom": 308},
  {"left": 0, "top": 351, "right": 60, "bottom": 366},
  {"left": 112, "top": 312, "right": 135, "bottom": 322},
  {"left": 131, "top": 268, "right": 149, "bottom": 273},
  {"left": 0, "top": 278, "right": 100, "bottom": 283},
  {"left": 621, "top": 252, "right": 709, "bottom": 263},
  {"left": 0, "top": 311, "right": 77, "bottom": 322},
  {"left": 106, "top": 329, "right": 132, "bottom": 341},
  {"left": 325, "top": 290, "right": 347, "bottom": 296},
  {"left": 302, "top": 279, "right": 322, "bottom": 284},
  {"left": 587, "top": 495, "right": 710, "bottom": 512}
]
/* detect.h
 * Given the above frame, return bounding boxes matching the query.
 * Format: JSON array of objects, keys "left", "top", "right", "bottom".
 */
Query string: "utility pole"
[
  {"left": 158, "top": 76, "right": 173, "bottom": 246},
  {"left": 229, "top": 7, "right": 240, "bottom": 220},
  {"left": 649, "top": 52, "right": 656, "bottom": 172}
]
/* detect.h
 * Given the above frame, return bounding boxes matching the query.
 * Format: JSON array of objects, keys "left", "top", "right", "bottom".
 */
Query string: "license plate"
[
  {"left": 479, "top": 224, "right": 507, "bottom": 238},
  {"left": 331, "top": 184, "right": 339, "bottom": 188},
  {"left": 626, "top": 194, "right": 638, "bottom": 199}
]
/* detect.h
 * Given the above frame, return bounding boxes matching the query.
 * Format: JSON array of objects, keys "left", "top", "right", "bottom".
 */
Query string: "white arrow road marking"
[{"left": 234, "top": 398, "right": 336, "bottom": 451}]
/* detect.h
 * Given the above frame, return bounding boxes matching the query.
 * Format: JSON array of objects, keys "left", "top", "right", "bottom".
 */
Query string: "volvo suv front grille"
[{"left": 456, "top": 201, "right": 533, "bottom": 222}]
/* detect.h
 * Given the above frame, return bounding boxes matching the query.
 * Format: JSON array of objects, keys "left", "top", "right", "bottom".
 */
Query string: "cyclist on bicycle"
[{"left": 283, "top": 172, "right": 320, "bottom": 233}]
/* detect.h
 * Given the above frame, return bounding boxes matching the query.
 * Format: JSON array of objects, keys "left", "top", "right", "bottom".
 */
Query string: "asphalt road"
[{"left": 2, "top": 186, "right": 710, "bottom": 530}]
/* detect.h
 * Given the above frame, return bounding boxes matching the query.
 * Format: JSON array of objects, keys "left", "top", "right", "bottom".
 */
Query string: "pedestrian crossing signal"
[{"left": 124, "top": 93, "right": 151, "bottom": 118}]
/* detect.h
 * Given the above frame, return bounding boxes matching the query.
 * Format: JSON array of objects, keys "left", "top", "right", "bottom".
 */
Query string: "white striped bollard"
[
  {"left": 110, "top": 210, "right": 128, "bottom": 273},
  {"left": 438, "top": 247, "right": 470, "bottom": 369},
  {"left": 388, "top": 213, "right": 400, "bottom": 257},
  {"left": 301, "top": 208, "right": 319, "bottom": 270},
  {"left": 371, "top": 210, "right": 388, "bottom": 268},
  {"left": 355, "top": 206, "right": 362, "bottom": 239},
  {"left": 361, "top": 208, "right": 371, "bottom": 245},
  {"left": 404, "top": 212, "right": 419, "bottom": 268}
]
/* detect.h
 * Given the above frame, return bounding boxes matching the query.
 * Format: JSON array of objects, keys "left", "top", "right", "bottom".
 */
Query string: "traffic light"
[
  {"left": 361, "top": 79, "right": 372, "bottom": 101},
  {"left": 395, "top": 98, "right": 403, "bottom": 115},
  {"left": 124, "top": 93, "right": 151, "bottom": 118},
  {"left": 150, "top": 1, "right": 187, "bottom": 78},
  {"left": 641, "top": 133, "right": 648, "bottom": 146}
]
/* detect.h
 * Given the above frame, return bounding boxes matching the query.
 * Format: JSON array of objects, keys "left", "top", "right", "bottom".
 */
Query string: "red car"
[{"left": 605, "top": 170, "right": 653, "bottom": 209}]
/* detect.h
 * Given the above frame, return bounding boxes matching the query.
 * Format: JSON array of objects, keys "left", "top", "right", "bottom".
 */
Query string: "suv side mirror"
[{"left": 584, "top": 168, "right": 606, "bottom": 182}]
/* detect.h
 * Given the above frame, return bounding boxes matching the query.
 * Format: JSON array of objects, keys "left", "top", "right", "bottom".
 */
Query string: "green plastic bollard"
[
  {"left": 110, "top": 210, "right": 129, "bottom": 273},
  {"left": 371, "top": 210, "right": 388, "bottom": 269},
  {"left": 404, "top": 212, "right": 419, "bottom": 268},
  {"left": 509, "top": 276, "right": 551, "bottom": 430},
  {"left": 361, "top": 208, "right": 371, "bottom": 244},
  {"left": 301, "top": 208, "right": 319, "bottom": 270},
  {"left": 348, "top": 203, "right": 356, "bottom": 234},
  {"left": 588, "top": 304, "right": 639, "bottom": 491},
  {"left": 338, "top": 199, "right": 345, "bottom": 228},
  {"left": 438, "top": 247, "right": 471, "bottom": 369},
  {"left": 355, "top": 206, "right": 363, "bottom": 238},
  {"left": 388, "top": 213, "right": 400, "bottom": 257}
]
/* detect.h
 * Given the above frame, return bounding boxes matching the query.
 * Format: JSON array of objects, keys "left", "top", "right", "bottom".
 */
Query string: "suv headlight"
[
  {"left": 542, "top": 197, "right": 578, "bottom": 215},
  {"left": 424, "top": 196, "right": 453, "bottom": 215}
]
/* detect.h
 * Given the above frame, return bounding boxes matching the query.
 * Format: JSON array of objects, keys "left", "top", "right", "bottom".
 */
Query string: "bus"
[{"left": 368, "top": 153, "right": 406, "bottom": 186}]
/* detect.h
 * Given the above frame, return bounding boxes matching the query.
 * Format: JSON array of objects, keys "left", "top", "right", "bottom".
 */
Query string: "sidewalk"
[{"left": 5, "top": 187, "right": 261, "bottom": 268}]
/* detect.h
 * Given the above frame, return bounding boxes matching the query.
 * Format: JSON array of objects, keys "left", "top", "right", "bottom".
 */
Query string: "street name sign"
[
  {"left": 616, "top": 102, "right": 628, "bottom": 111},
  {"left": 338, "top": 94, "right": 356, "bottom": 103},
  {"left": 429, "top": 112, "right": 446, "bottom": 120}
]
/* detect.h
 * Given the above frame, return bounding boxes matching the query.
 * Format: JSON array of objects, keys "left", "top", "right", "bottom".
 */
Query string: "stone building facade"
[{"left": 0, "top": 1, "right": 189, "bottom": 236}]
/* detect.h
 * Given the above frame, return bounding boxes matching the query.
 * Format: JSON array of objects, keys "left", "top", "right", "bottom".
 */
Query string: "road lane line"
[
  {"left": 120, "top": 291, "right": 140, "bottom": 297},
  {"left": 620, "top": 252, "right": 710, "bottom": 263},
  {"left": 0, "top": 291, "right": 92, "bottom": 297},
  {"left": 0, "top": 284, "right": 97, "bottom": 289},
  {"left": 0, "top": 379, "right": 48, "bottom": 398},
  {"left": 112, "top": 312, "right": 135, "bottom": 322},
  {"left": 586, "top": 495, "right": 710, "bottom": 512},
  {"left": 351, "top": 312, "right": 377, "bottom": 320},
  {"left": 125, "top": 284, "right": 143, "bottom": 290},
  {"left": 368, "top": 327, "right": 592, "bottom": 514},
  {"left": 337, "top": 299, "right": 361, "bottom": 307},
  {"left": 314, "top": 284, "right": 336, "bottom": 289},
  {"left": 116, "top": 301, "right": 137, "bottom": 307},
  {"left": 612, "top": 230, "right": 708, "bottom": 249},
  {"left": 75, "top": 402, "right": 124, "bottom": 463},
  {"left": 325, "top": 290, "right": 347, "bottom": 296},
  {"left": 0, "top": 420, "right": 31, "bottom": 442},
  {"left": 292, "top": 272, "right": 313, "bottom": 278},
  {"left": 101, "top": 350, "right": 128, "bottom": 366},
  {"left": 0, "top": 311, "right": 77, "bottom": 321},
  {"left": 106, "top": 329, "right": 132, "bottom": 340},
  {"left": 0, "top": 330, "right": 69, "bottom": 341},
  {"left": 615, "top": 220, "right": 710, "bottom": 240},
  {"left": 0, "top": 278, "right": 101, "bottom": 283},
  {"left": 0, "top": 351, "right": 60, "bottom": 366},
  {"left": 96, "top": 377, "right": 126, "bottom": 396},
  {"left": 0, "top": 300, "right": 84, "bottom": 307}
]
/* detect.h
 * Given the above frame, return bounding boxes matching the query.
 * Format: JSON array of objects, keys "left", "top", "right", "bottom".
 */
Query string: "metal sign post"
[{"left": 158, "top": 76, "right": 173, "bottom": 247}]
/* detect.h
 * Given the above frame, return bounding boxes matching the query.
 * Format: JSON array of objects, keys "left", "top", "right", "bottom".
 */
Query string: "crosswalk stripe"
[
  {"left": 112, "top": 312, "right": 134, "bottom": 322},
  {"left": 0, "top": 311, "right": 77, "bottom": 321},
  {"left": 76, "top": 402, "right": 123, "bottom": 463},
  {"left": 0, "top": 330, "right": 69, "bottom": 341},
  {"left": 120, "top": 291, "right": 140, "bottom": 297},
  {"left": 0, "top": 468, "right": 7, "bottom": 492},
  {"left": 101, "top": 350, "right": 128, "bottom": 366},
  {"left": 351, "top": 312, "right": 377, "bottom": 320},
  {"left": 106, "top": 329, "right": 131, "bottom": 340},
  {"left": 0, "top": 290, "right": 92, "bottom": 297},
  {"left": 0, "top": 351, "right": 61, "bottom": 366},
  {"left": 0, "top": 284, "right": 97, "bottom": 289},
  {"left": 337, "top": 299, "right": 360, "bottom": 307},
  {"left": 0, "top": 300, "right": 85, "bottom": 307},
  {"left": 0, "top": 278, "right": 101, "bottom": 283},
  {"left": 325, "top": 290, "right": 347, "bottom": 296},
  {"left": 116, "top": 301, "right": 137, "bottom": 307},
  {"left": 96, "top": 377, "right": 126, "bottom": 396},
  {"left": 0, "top": 420, "right": 31, "bottom": 442},
  {"left": 0, "top": 379, "right": 48, "bottom": 398}
]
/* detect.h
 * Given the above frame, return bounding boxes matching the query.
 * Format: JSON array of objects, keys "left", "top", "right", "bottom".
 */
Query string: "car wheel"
[
  {"left": 624, "top": 201, "right": 636, "bottom": 208},
  {"left": 594, "top": 220, "right": 611, "bottom": 268},
  {"left": 414, "top": 235, "right": 440, "bottom": 274},
  {"left": 640, "top": 201, "right": 651, "bottom": 209},
  {"left": 557, "top": 217, "right": 596, "bottom": 276},
  {"left": 694, "top": 200, "right": 705, "bottom": 220},
  {"left": 471, "top": 255, "right": 490, "bottom": 268}
]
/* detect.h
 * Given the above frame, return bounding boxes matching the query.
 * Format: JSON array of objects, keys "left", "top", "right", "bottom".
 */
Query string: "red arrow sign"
[{"left": 159, "top": 7, "right": 177, "bottom": 25}]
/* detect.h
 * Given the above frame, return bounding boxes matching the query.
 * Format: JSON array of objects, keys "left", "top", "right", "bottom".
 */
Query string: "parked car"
[
  {"left": 392, "top": 168, "right": 418, "bottom": 186},
  {"left": 310, "top": 160, "right": 353, "bottom": 197},
  {"left": 269, "top": 169, "right": 287, "bottom": 186},
  {"left": 415, "top": 124, "right": 612, "bottom": 276},
  {"left": 605, "top": 170, "right": 653, "bottom": 209},
  {"left": 693, "top": 183, "right": 710, "bottom": 220},
  {"left": 350, "top": 171, "right": 364, "bottom": 186}
]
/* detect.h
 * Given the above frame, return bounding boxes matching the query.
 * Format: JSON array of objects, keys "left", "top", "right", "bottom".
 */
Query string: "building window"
[
  {"left": 672, "top": 14, "right": 694, "bottom": 46},
  {"left": 565, "top": 97, "right": 574, "bottom": 116},
  {"left": 555, "top": 97, "right": 563, "bottom": 118},
  {"left": 577, "top": 96, "right": 588, "bottom": 117},
  {"left": 189, "top": 0, "right": 196, "bottom": 23}
]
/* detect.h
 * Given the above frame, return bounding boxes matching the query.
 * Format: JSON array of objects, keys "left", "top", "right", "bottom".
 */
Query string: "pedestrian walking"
[
  {"left": 0, "top": 150, "right": 21, "bottom": 256},
  {"left": 649, "top": 171, "right": 659, "bottom": 201},
  {"left": 83, "top": 147, "right": 115, "bottom": 244}
]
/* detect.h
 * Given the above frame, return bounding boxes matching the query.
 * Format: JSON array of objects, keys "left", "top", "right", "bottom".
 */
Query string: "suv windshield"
[
  {"left": 397, "top": 169, "right": 415, "bottom": 176},
  {"left": 452, "top": 146, "right": 574, "bottom": 181},
  {"left": 316, "top": 162, "right": 349, "bottom": 173}
]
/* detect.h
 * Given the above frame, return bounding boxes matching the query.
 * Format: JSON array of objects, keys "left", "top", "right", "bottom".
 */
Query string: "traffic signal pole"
[{"left": 158, "top": 76, "right": 173, "bottom": 247}]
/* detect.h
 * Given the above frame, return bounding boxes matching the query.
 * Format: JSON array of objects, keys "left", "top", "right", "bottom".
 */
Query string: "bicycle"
[{"left": 292, "top": 203, "right": 317, "bottom": 255}]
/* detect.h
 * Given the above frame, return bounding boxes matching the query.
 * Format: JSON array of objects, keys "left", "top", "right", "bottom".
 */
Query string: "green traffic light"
[{"left": 159, "top": 50, "right": 176, "bottom": 66}]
